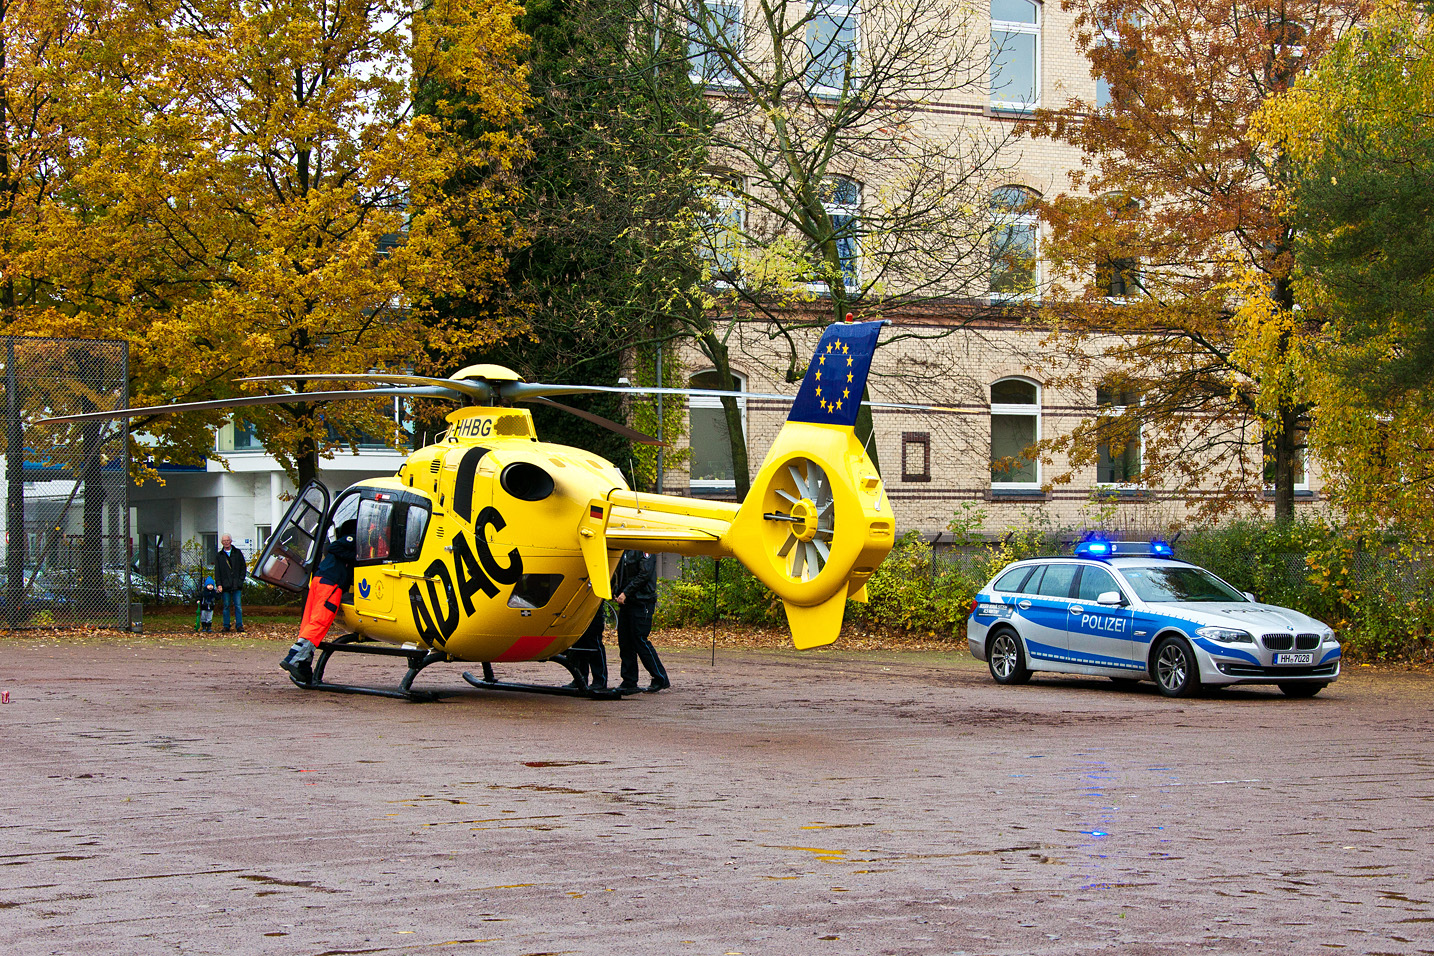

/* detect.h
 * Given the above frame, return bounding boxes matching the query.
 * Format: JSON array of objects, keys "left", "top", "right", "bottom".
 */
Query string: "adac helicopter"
[{"left": 42, "top": 319, "right": 899, "bottom": 701}]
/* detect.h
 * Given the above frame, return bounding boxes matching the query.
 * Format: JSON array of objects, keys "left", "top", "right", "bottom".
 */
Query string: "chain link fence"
[{"left": 1, "top": 336, "right": 131, "bottom": 630}]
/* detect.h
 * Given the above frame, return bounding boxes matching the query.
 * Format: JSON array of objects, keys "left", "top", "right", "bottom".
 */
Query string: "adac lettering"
[{"left": 409, "top": 506, "right": 524, "bottom": 646}]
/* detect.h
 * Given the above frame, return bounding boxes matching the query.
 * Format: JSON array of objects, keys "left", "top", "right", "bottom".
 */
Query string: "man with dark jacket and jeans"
[
  {"left": 614, "top": 549, "right": 669, "bottom": 694},
  {"left": 215, "top": 534, "right": 246, "bottom": 632}
]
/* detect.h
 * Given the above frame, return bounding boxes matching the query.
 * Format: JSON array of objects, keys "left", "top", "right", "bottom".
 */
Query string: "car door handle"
[
  {"left": 1069, "top": 605, "right": 1084, "bottom": 614},
  {"left": 1017, "top": 600, "right": 1032, "bottom": 610}
]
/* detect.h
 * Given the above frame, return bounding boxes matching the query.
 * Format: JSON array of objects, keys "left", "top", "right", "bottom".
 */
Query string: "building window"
[
  {"left": 991, "top": 0, "right": 1040, "bottom": 111},
  {"left": 689, "top": 1, "right": 742, "bottom": 86},
  {"left": 807, "top": 0, "right": 859, "bottom": 95},
  {"left": 990, "top": 377, "right": 1040, "bottom": 488},
  {"left": 1099, "top": 257, "right": 1140, "bottom": 298},
  {"left": 902, "top": 432, "right": 931, "bottom": 482},
  {"left": 990, "top": 186, "right": 1039, "bottom": 300},
  {"left": 688, "top": 370, "right": 747, "bottom": 492},
  {"left": 811, "top": 175, "right": 860, "bottom": 293},
  {"left": 1264, "top": 429, "right": 1309, "bottom": 492},
  {"left": 1096, "top": 386, "right": 1142, "bottom": 485},
  {"left": 700, "top": 174, "right": 745, "bottom": 284},
  {"left": 255, "top": 524, "right": 272, "bottom": 550}
]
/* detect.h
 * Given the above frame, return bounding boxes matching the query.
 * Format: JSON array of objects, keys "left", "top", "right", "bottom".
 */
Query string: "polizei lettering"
[
  {"left": 410, "top": 506, "right": 523, "bottom": 646},
  {"left": 1080, "top": 613, "right": 1128, "bottom": 634}
]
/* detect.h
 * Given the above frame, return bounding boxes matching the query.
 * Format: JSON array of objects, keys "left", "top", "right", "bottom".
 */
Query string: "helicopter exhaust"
[{"left": 580, "top": 320, "right": 895, "bottom": 650}]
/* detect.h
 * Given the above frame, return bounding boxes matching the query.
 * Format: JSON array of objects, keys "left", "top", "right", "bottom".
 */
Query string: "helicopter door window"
[
  {"left": 508, "top": 574, "right": 564, "bottom": 610},
  {"left": 355, "top": 499, "right": 395, "bottom": 563}
]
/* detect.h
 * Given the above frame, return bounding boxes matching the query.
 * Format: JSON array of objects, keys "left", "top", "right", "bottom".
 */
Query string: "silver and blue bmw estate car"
[{"left": 967, "top": 539, "right": 1340, "bottom": 697}]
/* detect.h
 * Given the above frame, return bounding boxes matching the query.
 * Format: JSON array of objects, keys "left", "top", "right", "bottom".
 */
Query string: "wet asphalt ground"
[{"left": 2, "top": 637, "right": 1432, "bottom": 955}]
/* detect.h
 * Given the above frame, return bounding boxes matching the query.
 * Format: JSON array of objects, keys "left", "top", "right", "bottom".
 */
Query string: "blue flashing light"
[{"left": 1073, "top": 537, "right": 1178, "bottom": 559}]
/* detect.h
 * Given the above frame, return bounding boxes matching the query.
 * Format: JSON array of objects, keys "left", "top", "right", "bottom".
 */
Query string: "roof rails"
[{"left": 1072, "top": 538, "right": 1176, "bottom": 560}]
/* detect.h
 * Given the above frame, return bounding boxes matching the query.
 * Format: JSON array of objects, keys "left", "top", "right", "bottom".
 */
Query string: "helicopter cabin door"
[
  {"left": 252, "top": 481, "right": 330, "bottom": 592},
  {"left": 343, "top": 488, "right": 431, "bottom": 624}
]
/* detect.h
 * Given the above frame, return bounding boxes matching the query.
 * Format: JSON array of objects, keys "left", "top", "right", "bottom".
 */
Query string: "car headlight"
[{"left": 1196, "top": 625, "right": 1254, "bottom": 644}]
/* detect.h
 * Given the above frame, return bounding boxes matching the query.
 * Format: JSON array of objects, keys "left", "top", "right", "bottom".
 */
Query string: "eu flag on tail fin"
[{"left": 787, "top": 320, "right": 884, "bottom": 428}]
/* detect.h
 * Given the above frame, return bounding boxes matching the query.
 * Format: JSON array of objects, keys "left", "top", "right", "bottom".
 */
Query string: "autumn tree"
[
  {"left": 434, "top": 0, "right": 712, "bottom": 483},
  {"left": 17, "top": 0, "right": 528, "bottom": 487},
  {"left": 660, "top": 0, "right": 1020, "bottom": 493},
  {"left": 1255, "top": 2, "right": 1434, "bottom": 536},
  {"left": 1032, "top": 0, "right": 1368, "bottom": 520}
]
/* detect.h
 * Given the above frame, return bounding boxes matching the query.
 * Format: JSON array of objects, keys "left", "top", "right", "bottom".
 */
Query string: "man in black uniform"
[
  {"left": 614, "top": 549, "right": 669, "bottom": 693},
  {"left": 565, "top": 607, "right": 608, "bottom": 692}
]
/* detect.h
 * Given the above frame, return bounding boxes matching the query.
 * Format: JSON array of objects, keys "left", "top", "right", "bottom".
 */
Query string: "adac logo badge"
[{"left": 358, "top": 578, "right": 371, "bottom": 599}]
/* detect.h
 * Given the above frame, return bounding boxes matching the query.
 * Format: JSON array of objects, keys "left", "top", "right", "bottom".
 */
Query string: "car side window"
[
  {"left": 994, "top": 565, "right": 1036, "bottom": 592},
  {"left": 1076, "top": 566, "right": 1119, "bottom": 601},
  {"left": 1036, "top": 563, "right": 1078, "bottom": 598}
]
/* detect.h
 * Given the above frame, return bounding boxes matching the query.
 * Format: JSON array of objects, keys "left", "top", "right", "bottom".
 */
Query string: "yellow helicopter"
[{"left": 44, "top": 320, "right": 897, "bottom": 699}]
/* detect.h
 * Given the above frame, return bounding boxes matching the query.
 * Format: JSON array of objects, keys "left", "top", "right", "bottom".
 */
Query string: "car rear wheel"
[
  {"left": 1152, "top": 636, "right": 1200, "bottom": 698},
  {"left": 988, "top": 630, "right": 1031, "bottom": 685},
  {"left": 1279, "top": 682, "right": 1327, "bottom": 698}
]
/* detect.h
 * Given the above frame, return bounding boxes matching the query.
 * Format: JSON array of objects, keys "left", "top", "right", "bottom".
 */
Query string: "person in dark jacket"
[
  {"left": 614, "top": 549, "right": 669, "bottom": 693},
  {"left": 281, "top": 520, "right": 357, "bottom": 684},
  {"left": 214, "top": 534, "right": 246, "bottom": 632},
  {"left": 565, "top": 606, "right": 609, "bottom": 692}
]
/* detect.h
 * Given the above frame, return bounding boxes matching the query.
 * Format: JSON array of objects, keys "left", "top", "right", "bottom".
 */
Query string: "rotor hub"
[{"left": 789, "top": 498, "right": 820, "bottom": 542}]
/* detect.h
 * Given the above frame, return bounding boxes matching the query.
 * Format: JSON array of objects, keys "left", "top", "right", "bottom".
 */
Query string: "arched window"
[
  {"left": 812, "top": 176, "right": 860, "bottom": 292},
  {"left": 990, "top": 185, "right": 1039, "bottom": 300},
  {"left": 991, "top": 0, "right": 1040, "bottom": 111},
  {"left": 688, "top": 369, "right": 748, "bottom": 491},
  {"left": 990, "top": 377, "right": 1040, "bottom": 488}
]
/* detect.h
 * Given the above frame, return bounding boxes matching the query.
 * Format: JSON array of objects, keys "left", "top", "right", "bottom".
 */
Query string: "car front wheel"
[
  {"left": 1152, "top": 636, "right": 1200, "bottom": 698},
  {"left": 988, "top": 630, "right": 1032, "bottom": 685}
]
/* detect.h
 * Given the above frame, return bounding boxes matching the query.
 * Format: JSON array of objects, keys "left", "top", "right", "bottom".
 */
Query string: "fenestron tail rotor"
[{"left": 769, "top": 458, "right": 835, "bottom": 583}]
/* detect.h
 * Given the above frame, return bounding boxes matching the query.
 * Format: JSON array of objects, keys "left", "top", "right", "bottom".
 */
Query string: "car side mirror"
[
  {"left": 1096, "top": 590, "right": 1126, "bottom": 607},
  {"left": 1243, "top": 591, "right": 1257, "bottom": 603}
]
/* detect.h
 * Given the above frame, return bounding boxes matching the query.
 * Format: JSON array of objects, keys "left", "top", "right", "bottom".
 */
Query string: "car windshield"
[{"left": 1119, "top": 566, "right": 1246, "bottom": 603}]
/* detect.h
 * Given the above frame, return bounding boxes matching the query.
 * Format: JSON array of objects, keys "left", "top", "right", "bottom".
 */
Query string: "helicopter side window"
[
  {"left": 327, "top": 493, "right": 362, "bottom": 545},
  {"left": 399, "top": 505, "right": 429, "bottom": 561}
]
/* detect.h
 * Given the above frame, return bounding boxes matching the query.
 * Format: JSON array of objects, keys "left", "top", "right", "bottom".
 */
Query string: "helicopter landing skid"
[
  {"left": 461, "top": 658, "right": 623, "bottom": 701},
  {"left": 291, "top": 634, "right": 449, "bottom": 701}
]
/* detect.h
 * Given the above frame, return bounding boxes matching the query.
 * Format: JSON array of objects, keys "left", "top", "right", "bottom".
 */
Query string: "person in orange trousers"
[{"left": 281, "top": 520, "right": 357, "bottom": 684}]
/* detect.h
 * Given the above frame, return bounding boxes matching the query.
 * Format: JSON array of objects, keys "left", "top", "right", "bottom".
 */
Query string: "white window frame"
[
  {"left": 1095, "top": 388, "right": 1143, "bottom": 488},
  {"left": 688, "top": 370, "right": 748, "bottom": 493},
  {"left": 990, "top": 377, "right": 1042, "bottom": 491},
  {"left": 689, "top": 0, "right": 743, "bottom": 87},
  {"left": 990, "top": 0, "right": 1041, "bottom": 112},
  {"left": 700, "top": 173, "right": 745, "bottom": 287},
  {"left": 806, "top": 0, "right": 860, "bottom": 98},
  {"left": 990, "top": 185, "right": 1040, "bottom": 302},
  {"left": 808, "top": 176, "right": 861, "bottom": 295}
]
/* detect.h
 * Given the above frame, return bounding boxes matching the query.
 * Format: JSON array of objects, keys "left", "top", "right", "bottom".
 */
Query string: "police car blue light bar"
[{"left": 1073, "top": 538, "right": 1177, "bottom": 559}]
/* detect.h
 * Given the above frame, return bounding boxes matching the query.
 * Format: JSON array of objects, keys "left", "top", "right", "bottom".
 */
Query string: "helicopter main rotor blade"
[
  {"left": 36, "top": 386, "right": 466, "bottom": 426},
  {"left": 501, "top": 381, "right": 933, "bottom": 411},
  {"left": 522, "top": 396, "right": 666, "bottom": 446},
  {"left": 241, "top": 373, "right": 494, "bottom": 403}
]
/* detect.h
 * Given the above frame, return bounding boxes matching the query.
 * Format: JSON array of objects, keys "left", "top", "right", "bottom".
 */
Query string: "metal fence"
[{"left": 1, "top": 336, "right": 131, "bottom": 629}]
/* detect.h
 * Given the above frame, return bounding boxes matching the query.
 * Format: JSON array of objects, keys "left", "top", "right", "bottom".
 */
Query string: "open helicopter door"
[{"left": 252, "top": 481, "right": 331, "bottom": 592}]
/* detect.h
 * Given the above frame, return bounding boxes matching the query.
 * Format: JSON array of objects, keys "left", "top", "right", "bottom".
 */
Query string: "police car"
[{"left": 967, "top": 539, "right": 1340, "bottom": 697}]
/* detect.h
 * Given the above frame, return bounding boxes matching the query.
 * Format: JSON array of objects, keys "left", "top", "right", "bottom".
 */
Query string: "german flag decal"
[{"left": 590, "top": 505, "right": 604, "bottom": 519}]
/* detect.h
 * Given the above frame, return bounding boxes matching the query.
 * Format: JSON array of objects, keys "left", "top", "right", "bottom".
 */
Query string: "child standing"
[{"left": 196, "top": 576, "right": 218, "bottom": 633}]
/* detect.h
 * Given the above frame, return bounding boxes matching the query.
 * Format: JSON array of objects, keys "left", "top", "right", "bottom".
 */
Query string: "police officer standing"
[{"left": 614, "top": 549, "right": 669, "bottom": 693}]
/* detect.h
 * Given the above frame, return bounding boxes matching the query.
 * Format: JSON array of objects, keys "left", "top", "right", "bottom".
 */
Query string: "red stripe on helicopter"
[{"left": 494, "top": 634, "right": 554, "bottom": 662}]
